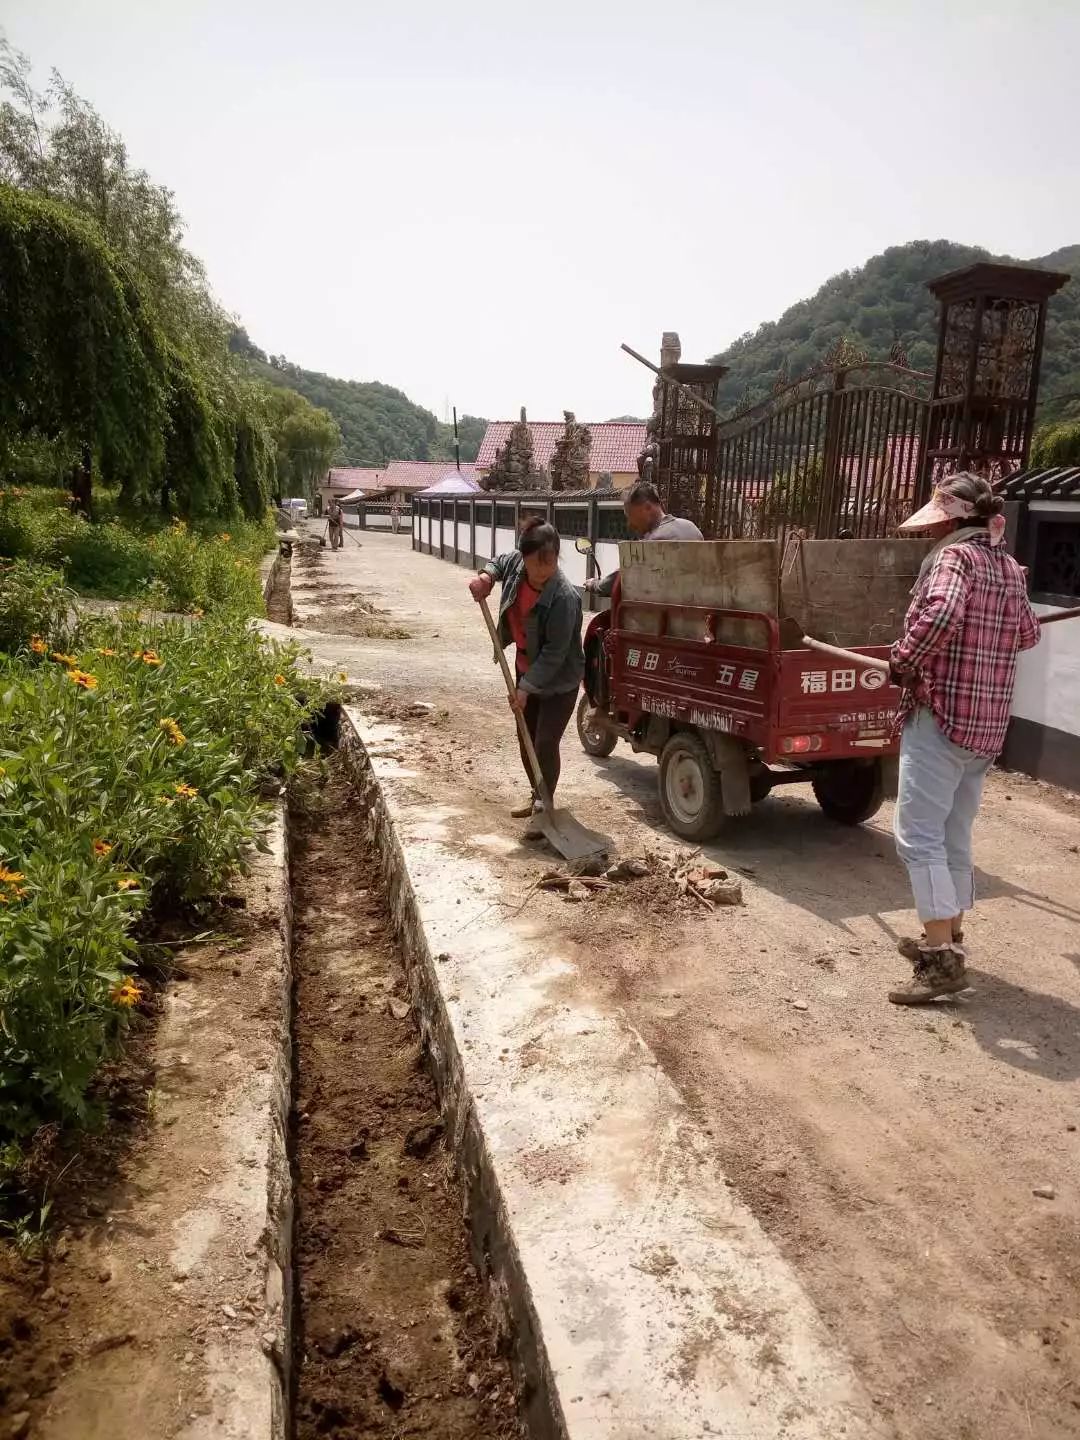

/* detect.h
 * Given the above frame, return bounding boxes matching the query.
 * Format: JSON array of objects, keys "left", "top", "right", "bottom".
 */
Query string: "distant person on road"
[
  {"left": 468, "top": 518, "right": 584, "bottom": 836},
  {"left": 391, "top": 501, "right": 402, "bottom": 535},
  {"left": 583, "top": 480, "right": 703, "bottom": 598},
  {"left": 888, "top": 472, "right": 1040, "bottom": 1006},
  {"left": 326, "top": 497, "right": 344, "bottom": 551}
]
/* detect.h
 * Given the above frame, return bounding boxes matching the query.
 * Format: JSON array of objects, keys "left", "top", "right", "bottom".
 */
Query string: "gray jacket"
[
  {"left": 482, "top": 551, "right": 584, "bottom": 696},
  {"left": 596, "top": 511, "right": 704, "bottom": 596}
]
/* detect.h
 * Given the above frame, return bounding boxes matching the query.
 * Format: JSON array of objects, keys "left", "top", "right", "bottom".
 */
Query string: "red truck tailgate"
[{"left": 776, "top": 646, "right": 901, "bottom": 757}]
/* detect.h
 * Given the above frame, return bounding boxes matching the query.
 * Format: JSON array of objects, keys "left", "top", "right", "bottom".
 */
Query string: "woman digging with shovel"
[
  {"left": 468, "top": 517, "right": 584, "bottom": 839},
  {"left": 887, "top": 471, "right": 1041, "bottom": 1005}
]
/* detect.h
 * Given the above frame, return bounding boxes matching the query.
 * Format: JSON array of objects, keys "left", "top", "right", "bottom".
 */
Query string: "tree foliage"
[
  {"left": 0, "top": 185, "right": 168, "bottom": 500},
  {"left": 710, "top": 239, "right": 1080, "bottom": 421},
  {"left": 1030, "top": 421, "right": 1080, "bottom": 468},
  {"left": 238, "top": 344, "right": 486, "bottom": 466},
  {"left": 262, "top": 385, "right": 341, "bottom": 501},
  {"left": 0, "top": 39, "right": 288, "bottom": 521},
  {"left": 429, "top": 413, "right": 487, "bottom": 465}
]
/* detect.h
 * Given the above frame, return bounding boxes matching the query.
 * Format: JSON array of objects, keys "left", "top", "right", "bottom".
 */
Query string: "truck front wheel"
[
  {"left": 577, "top": 695, "right": 617, "bottom": 758},
  {"left": 811, "top": 760, "right": 885, "bottom": 825},
  {"left": 658, "top": 731, "right": 726, "bottom": 841}
]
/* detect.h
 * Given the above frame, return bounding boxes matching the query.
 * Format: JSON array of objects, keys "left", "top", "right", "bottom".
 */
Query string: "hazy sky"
[{"left": 5, "top": 1, "right": 1078, "bottom": 423}]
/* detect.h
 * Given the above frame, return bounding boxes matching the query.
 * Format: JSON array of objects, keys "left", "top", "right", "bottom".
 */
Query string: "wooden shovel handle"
[
  {"left": 477, "top": 594, "right": 554, "bottom": 813},
  {"left": 1039, "top": 604, "right": 1080, "bottom": 626},
  {"left": 801, "top": 635, "right": 891, "bottom": 673}
]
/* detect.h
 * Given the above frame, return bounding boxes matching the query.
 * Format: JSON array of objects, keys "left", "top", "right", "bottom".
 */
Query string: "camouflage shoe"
[
  {"left": 888, "top": 945, "right": 968, "bottom": 1006},
  {"left": 898, "top": 933, "right": 966, "bottom": 965}
]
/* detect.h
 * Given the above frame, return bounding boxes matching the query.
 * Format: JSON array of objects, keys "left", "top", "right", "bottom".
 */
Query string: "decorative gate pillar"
[
  {"left": 652, "top": 332, "right": 728, "bottom": 533},
  {"left": 923, "top": 261, "right": 1069, "bottom": 484}
]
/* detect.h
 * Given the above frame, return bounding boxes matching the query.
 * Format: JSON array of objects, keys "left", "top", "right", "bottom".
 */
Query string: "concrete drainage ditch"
[{"left": 277, "top": 543, "right": 534, "bottom": 1438}]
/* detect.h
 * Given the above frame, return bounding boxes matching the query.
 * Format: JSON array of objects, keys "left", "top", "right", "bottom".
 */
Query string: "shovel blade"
[{"left": 539, "top": 807, "right": 608, "bottom": 863}]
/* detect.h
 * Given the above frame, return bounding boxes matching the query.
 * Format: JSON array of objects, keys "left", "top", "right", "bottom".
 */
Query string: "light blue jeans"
[{"left": 894, "top": 708, "right": 993, "bottom": 922}]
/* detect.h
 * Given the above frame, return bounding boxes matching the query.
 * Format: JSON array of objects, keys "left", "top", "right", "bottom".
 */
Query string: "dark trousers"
[{"left": 517, "top": 688, "right": 578, "bottom": 799}]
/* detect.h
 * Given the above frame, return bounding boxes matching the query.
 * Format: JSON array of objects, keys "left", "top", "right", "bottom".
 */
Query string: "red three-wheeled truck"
[{"left": 574, "top": 535, "right": 933, "bottom": 842}]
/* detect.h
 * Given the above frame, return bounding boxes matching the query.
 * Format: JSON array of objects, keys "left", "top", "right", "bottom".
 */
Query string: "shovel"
[{"left": 477, "top": 596, "right": 607, "bottom": 863}]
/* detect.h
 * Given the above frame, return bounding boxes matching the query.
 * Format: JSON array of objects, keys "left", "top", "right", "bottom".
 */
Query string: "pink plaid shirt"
[{"left": 890, "top": 534, "right": 1040, "bottom": 758}]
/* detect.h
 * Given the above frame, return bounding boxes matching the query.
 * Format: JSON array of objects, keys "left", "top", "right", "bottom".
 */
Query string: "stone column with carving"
[{"left": 550, "top": 410, "right": 592, "bottom": 491}]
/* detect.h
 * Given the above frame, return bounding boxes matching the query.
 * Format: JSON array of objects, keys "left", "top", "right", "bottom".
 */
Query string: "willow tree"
[{"left": 0, "top": 184, "right": 167, "bottom": 514}]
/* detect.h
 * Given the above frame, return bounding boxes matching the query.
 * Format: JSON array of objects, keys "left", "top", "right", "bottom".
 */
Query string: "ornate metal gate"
[
  {"left": 709, "top": 363, "right": 931, "bottom": 545},
  {"left": 650, "top": 260, "right": 1069, "bottom": 543}
]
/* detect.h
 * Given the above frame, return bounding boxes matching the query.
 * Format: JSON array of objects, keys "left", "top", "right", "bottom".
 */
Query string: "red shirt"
[
  {"left": 890, "top": 535, "right": 1040, "bottom": 757},
  {"left": 506, "top": 579, "right": 541, "bottom": 674}
]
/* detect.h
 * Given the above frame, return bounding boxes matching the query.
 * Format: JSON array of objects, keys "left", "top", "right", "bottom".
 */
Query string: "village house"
[{"left": 320, "top": 461, "right": 478, "bottom": 513}]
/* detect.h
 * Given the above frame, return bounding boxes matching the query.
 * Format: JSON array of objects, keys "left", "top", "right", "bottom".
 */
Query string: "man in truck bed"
[{"left": 583, "top": 481, "right": 703, "bottom": 598}]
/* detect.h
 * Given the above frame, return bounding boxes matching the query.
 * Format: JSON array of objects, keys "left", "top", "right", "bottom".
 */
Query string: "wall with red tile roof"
[{"left": 475, "top": 421, "right": 647, "bottom": 478}]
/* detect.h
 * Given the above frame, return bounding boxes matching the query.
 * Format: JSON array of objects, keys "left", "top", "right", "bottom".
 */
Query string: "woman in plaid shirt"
[{"left": 888, "top": 472, "right": 1040, "bottom": 1005}]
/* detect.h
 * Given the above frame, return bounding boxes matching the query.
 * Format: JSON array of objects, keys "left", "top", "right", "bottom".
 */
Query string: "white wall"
[
  {"left": 1013, "top": 603, "right": 1080, "bottom": 738},
  {"left": 596, "top": 541, "right": 620, "bottom": 584},
  {"left": 493, "top": 527, "right": 516, "bottom": 562},
  {"left": 454, "top": 520, "right": 470, "bottom": 556}
]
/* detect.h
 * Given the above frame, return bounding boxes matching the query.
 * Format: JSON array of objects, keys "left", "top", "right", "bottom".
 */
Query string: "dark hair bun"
[
  {"left": 519, "top": 515, "right": 544, "bottom": 536},
  {"left": 974, "top": 491, "right": 1004, "bottom": 519}
]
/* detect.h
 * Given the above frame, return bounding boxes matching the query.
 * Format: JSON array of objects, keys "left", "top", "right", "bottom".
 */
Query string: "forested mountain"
[
  {"left": 709, "top": 240, "right": 1080, "bottom": 421},
  {"left": 229, "top": 330, "right": 486, "bottom": 467}
]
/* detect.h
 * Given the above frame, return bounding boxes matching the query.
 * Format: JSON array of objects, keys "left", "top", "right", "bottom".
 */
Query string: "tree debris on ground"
[{"left": 536, "top": 851, "right": 743, "bottom": 909}]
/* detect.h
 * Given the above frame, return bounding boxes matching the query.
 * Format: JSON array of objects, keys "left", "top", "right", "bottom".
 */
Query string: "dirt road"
[{"left": 273, "top": 528, "right": 1080, "bottom": 1440}]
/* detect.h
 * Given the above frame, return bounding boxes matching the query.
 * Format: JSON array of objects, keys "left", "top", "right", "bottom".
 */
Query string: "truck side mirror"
[{"left": 574, "top": 537, "right": 594, "bottom": 555}]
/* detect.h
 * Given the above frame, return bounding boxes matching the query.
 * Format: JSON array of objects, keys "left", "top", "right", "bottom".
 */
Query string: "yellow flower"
[
  {"left": 30, "top": 636, "right": 47, "bottom": 655},
  {"left": 173, "top": 782, "right": 198, "bottom": 799},
  {"left": 92, "top": 839, "right": 113, "bottom": 857},
  {"left": 137, "top": 649, "right": 162, "bottom": 667},
  {"left": 219, "top": 532, "right": 231, "bottom": 542},
  {"left": 116, "top": 876, "right": 139, "bottom": 891},
  {"left": 110, "top": 979, "right": 141, "bottom": 1008},
  {"left": 51, "top": 651, "right": 78, "bottom": 666},
  {"left": 97, "top": 647, "right": 118, "bottom": 658},
  {"left": 190, "top": 607, "right": 204, "bottom": 619},
  {"left": 157, "top": 795, "right": 175, "bottom": 806},
  {"left": 273, "top": 674, "right": 286, "bottom": 686},
  {"left": 158, "top": 717, "right": 186, "bottom": 747},
  {"left": 68, "top": 668, "right": 98, "bottom": 690},
  {"left": 0, "top": 865, "right": 26, "bottom": 885},
  {"left": 337, "top": 671, "right": 348, "bottom": 683}
]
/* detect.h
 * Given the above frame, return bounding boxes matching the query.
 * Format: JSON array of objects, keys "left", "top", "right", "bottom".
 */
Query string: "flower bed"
[{"left": 0, "top": 562, "right": 334, "bottom": 1181}]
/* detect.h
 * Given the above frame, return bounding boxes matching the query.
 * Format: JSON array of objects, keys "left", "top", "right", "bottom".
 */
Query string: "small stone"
[
  {"left": 222, "top": 1304, "right": 238, "bottom": 1320},
  {"left": 41, "top": 1287, "right": 55, "bottom": 1302},
  {"left": 1033, "top": 1185, "right": 1057, "bottom": 1200},
  {"left": 791, "top": 1000, "right": 810, "bottom": 1012},
  {"left": 388, "top": 997, "right": 410, "bottom": 1021},
  {"left": 9, "top": 1413, "right": 31, "bottom": 1439}
]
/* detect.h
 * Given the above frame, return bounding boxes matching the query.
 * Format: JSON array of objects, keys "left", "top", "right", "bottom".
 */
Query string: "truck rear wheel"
[
  {"left": 577, "top": 695, "right": 617, "bottom": 758},
  {"left": 811, "top": 760, "right": 885, "bottom": 825},
  {"left": 658, "top": 731, "right": 726, "bottom": 841}
]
